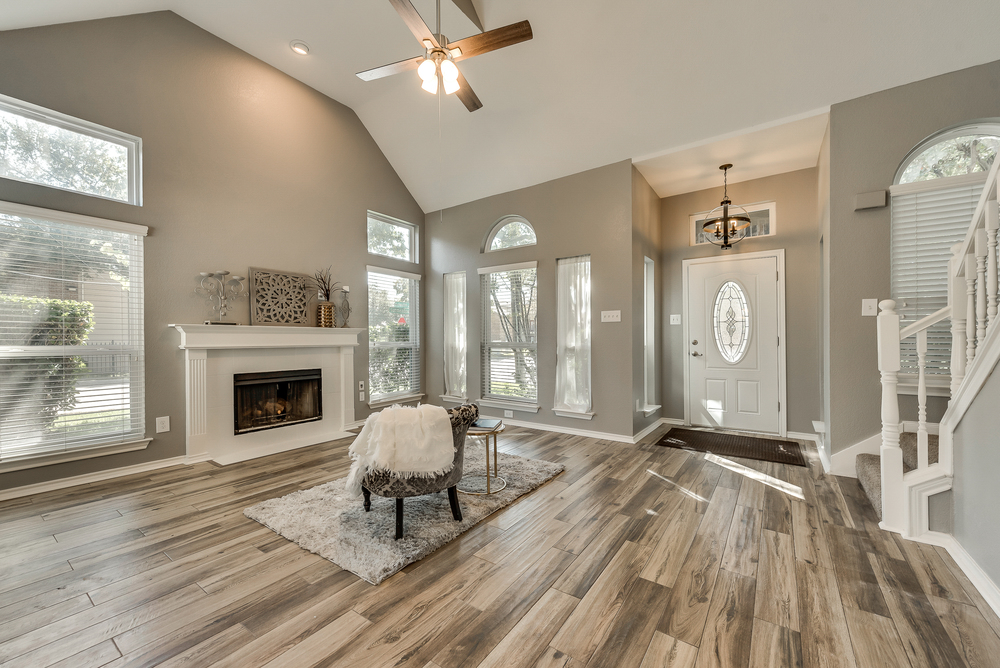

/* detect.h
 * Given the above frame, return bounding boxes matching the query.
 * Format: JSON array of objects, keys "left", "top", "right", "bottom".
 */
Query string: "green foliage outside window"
[{"left": 899, "top": 135, "right": 1000, "bottom": 184}]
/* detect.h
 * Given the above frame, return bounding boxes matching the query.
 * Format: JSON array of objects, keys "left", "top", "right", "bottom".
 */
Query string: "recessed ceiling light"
[{"left": 290, "top": 40, "right": 310, "bottom": 56}]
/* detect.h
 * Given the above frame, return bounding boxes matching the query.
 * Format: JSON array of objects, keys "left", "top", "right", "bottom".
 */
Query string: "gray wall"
[
  {"left": 0, "top": 12, "right": 423, "bottom": 491},
  {"left": 828, "top": 57, "right": 1000, "bottom": 453},
  {"left": 424, "top": 160, "right": 636, "bottom": 437},
  {"left": 660, "top": 168, "right": 822, "bottom": 434},
  {"left": 953, "top": 364, "right": 1000, "bottom": 583},
  {"left": 632, "top": 166, "right": 663, "bottom": 434}
]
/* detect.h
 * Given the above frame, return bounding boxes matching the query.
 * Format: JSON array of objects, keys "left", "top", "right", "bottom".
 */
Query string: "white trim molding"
[
  {"left": 0, "top": 438, "right": 152, "bottom": 474},
  {"left": 905, "top": 531, "right": 1000, "bottom": 620},
  {"left": 366, "top": 265, "right": 422, "bottom": 281},
  {"left": 553, "top": 410, "right": 595, "bottom": 420},
  {"left": 477, "top": 261, "right": 537, "bottom": 275},
  {"left": 478, "top": 398, "right": 541, "bottom": 413}
]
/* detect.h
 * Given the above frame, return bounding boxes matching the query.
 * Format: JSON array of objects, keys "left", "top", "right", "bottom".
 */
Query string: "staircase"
[{"left": 865, "top": 158, "right": 1000, "bottom": 538}]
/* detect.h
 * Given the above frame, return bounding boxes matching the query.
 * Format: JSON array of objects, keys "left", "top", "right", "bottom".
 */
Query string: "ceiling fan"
[{"left": 357, "top": 0, "right": 533, "bottom": 112}]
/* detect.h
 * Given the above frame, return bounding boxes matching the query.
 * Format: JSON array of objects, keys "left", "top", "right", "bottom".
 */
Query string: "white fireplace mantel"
[{"left": 169, "top": 324, "right": 363, "bottom": 465}]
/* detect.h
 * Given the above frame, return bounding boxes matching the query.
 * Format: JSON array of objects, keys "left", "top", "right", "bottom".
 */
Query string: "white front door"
[{"left": 684, "top": 250, "right": 785, "bottom": 434}]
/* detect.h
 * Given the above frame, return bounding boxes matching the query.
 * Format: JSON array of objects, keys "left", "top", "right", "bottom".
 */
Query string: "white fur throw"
[{"left": 346, "top": 404, "right": 454, "bottom": 497}]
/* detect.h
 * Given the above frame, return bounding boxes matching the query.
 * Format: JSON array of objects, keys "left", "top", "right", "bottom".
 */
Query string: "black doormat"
[{"left": 654, "top": 428, "right": 807, "bottom": 468}]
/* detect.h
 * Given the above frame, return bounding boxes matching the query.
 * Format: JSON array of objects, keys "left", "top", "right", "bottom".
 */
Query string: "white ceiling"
[{"left": 4, "top": 1, "right": 1000, "bottom": 212}]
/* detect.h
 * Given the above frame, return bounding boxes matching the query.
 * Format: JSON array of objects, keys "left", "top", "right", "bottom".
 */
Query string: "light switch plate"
[
  {"left": 359, "top": 391, "right": 365, "bottom": 401},
  {"left": 862, "top": 298, "right": 878, "bottom": 316},
  {"left": 504, "top": 410, "right": 513, "bottom": 418},
  {"left": 155, "top": 416, "right": 170, "bottom": 433},
  {"left": 670, "top": 314, "right": 681, "bottom": 325},
  {"left": 601, "top": 310, "right": 621, "bottom": 323}
]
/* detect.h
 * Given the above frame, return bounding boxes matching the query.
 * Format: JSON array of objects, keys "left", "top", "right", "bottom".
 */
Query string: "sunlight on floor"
[
  {"left": 646, "top": 469, "right": 709, "bottom": 503},
  {"left": 703, "top": 452, "right": 804, "bottom": 500}
]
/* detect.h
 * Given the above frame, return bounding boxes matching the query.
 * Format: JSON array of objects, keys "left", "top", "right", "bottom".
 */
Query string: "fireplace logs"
[{"left": 233, "top": 369, "right": 322, "bottom": 434}]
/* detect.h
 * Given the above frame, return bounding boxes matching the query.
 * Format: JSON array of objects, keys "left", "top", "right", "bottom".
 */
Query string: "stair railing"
[{"left": 877, "top": 160, "right": 1000, "bottom": 535}]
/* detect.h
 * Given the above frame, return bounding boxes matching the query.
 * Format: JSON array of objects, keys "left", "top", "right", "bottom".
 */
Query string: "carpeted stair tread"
[
  {"left": 899, "top": 432, "right": 939, "bottom": 472},
  {"left": 856, "top": 453, "right": 883, "bottom": 521},
  {"left": 855, "top": 432, "right": 941, "bottom": 521}
]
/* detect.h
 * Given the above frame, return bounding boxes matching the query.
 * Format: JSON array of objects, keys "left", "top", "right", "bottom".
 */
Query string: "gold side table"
[{"left": 458, "top": 422, "right": 506, "bottom": 495}]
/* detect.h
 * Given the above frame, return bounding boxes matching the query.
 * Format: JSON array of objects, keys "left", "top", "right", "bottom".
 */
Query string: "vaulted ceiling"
[{"left": 4, "top": 1, "right": 1000, "bottom": 211}]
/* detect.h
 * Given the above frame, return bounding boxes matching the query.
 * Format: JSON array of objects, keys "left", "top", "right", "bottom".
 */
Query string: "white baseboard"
[
  {"left": 907, "top": 531, "right": 1000, "bottom": 620},
  {"left": 788, "top": 431, "right": 831, "bottom": 473},
  {"left": 210, "top": 432, "right": 352, "bottom": 466},
  {"left": 830, "top": 433, "right": 882, "bottom": 478},
  {"left": 0, "top": 454, "right": 205, "bottom": 502},
  {"left": 344, "top": 419, "right": 366, "bottom": 430}
]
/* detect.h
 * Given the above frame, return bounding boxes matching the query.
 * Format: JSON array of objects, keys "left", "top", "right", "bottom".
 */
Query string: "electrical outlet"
[
  {"left": 359, "top": 390, "right": 365, "bottom": 402},
  {"left": 358, "top": 380, "right": 364, "bottom": 391},
  {"left": 600, "top": 310, "right": 621, "bottom": 323},
  {"left": 862, "top": 298, "right": 878, "bottom": 316},
  {"left": 504, "top": 410, "right": 513, "bottom": 418},
  {"left": 155, "top": 416, "right": 170, "bottom": 433},
  {"left": 670, "top": 314, "right": 681, "bottom": 325}
]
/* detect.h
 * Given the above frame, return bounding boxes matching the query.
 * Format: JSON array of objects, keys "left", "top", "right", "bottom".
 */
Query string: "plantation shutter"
[
  {"left": 479, "top": 262, "right": 538, "bottom": 404},
  {"left": 0, "top": 202, "right": 146, "bottom": 463},
  {"left": 367, "top": 267, "right": 420, "bottom": 400},
  {"left": 890, "top": 178, "right": 983, "bottom": 376}
]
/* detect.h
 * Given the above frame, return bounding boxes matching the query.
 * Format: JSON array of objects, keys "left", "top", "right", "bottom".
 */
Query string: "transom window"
[
  {"left": 897, "top": 127, "right": 1000, "bottom": 184},
  {"left": 367, "top": 211, "right": 417, "bottom": 263},
  {"left": 0, "top": 93, "right": 141, "bottom": 205},
  {"left": 485, "top": 216, "right": 536, "bottom": 252},
  {"left": 713, "top": 281, "right": 751, "bottom": 364}
]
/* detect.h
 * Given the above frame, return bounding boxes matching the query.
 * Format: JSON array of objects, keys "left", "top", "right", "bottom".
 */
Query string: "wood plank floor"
[{"left": 2, "top": 424, "right": 999, "bottom": 667}]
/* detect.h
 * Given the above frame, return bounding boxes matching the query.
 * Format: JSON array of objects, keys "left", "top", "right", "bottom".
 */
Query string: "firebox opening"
[{"left": 234, "top": 368, "right": 322, "bottom": 435}]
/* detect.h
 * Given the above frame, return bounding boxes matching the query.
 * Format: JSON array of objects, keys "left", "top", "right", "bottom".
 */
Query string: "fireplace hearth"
[{"left": 234, "top": 368, "right": 322, "bottom": 435}]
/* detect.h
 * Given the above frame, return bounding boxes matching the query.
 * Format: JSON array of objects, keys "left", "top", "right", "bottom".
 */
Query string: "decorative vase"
[{"left": 317, "top": 301, "right": 335, "bottom": 328}]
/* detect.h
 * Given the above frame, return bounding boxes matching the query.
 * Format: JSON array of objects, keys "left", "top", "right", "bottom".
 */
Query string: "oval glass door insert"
[{"left": 713, "top": 280, "right": 751, "bottom": 364}]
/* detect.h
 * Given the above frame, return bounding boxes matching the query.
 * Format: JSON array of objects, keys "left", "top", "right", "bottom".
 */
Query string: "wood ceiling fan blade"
[
  {"left": 448, "top": 20, "right": 531, "bottom": 62},
  {"left": 388, "top": 0, "right": 440, "bottom": 48},
  {"left": 454, "top": 69, "right": 483, "bottom": 112},
  {"left": 449, "top": 0, "right": 484, "bottom": 32},
  {"left": 356, "top": 55, "right": 424, "bottom": 81}
]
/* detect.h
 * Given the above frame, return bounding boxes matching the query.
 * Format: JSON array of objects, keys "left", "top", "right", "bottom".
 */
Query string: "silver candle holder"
[{"left": 196, "top": 270, "right": 248, "bottom": 323}]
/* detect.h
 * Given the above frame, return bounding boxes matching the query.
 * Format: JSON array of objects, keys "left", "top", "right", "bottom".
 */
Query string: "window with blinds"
[
  {"left": 480, "top": 263, "right": 538, "bottom": 404},
  {"left": 0, "top": 202, "right": 146, "bottom": 464},
  {"left": 891, "top": 176, "right": 985, "bottom": 377},
  {"left": 367, "top": 268, "right": 420, "bottom": 401}
]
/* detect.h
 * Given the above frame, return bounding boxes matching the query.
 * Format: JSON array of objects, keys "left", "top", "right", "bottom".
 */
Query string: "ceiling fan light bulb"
[
  {"left": 421, "top": 75, "right": 438, "bottom": 94},
  {"left": 417, "top": 58, "right": 436, "bottom": 82},
  {"left": 440, "top": 60, "right": 459, "bottom": 81},
  {"left": 443, "top": 77, "right": 460, "bottom": 94}
]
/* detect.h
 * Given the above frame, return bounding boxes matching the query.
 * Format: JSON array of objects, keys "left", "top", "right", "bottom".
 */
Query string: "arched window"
[
  {"left": 891, "top": 122, "right": 1000, "bottom": 382},
  {"left": 895, "top": 124, "right": 1000, "bottom": 184},
  {"left": 483, "top": 215, "right": 536, "bottom": 252}
]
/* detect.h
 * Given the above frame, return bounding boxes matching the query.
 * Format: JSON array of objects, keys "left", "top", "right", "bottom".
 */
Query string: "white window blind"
[
  {"left": 368, "top": 269, "right": 420, "bottom": 400},
  {"left": 482, "top": 265, "right": 537, "bottom": 403},
  {"left": 891, "top": 180, "right": 983, "bottom": 376},
  {"left": 554, "top": 255, "right": 591, "bottom": 414},
  {"left": 443, "top": 271, "right": 466, "bottom": 399},
  {"left": 0, "top": 203, "right": 146, "bottom": 463}
]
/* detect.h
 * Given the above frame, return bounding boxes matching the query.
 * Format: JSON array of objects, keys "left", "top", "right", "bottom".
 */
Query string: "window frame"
[
  {"left": 0, "top": 199, "right": 148, "bottom": 472},
  {"left": 553, "top": 254, "right": 593, "bottom": 419},
  {"left": 0, "top": 92, "right": 142, "bottom": 206},
  {"left": 894, "top": 122, "right": 1000, "bottom": 185},
  {"left": 689, "top": 201, "right": 776, "bottom": 246},
  {"left": 641, "top": 256, "right": 660, "bottom": 416},
  {"left": 441, "top": 271, "right": 467, "bottom": 403},
  {"left": 366, "top": 211, "right": 418, "bottom": 264},
  {"left": 478, "top": 261, "right": 540, "bottom": 411},
  {"left": 483, "top": 215, "right": 537, "bottom": 253},
  {"left": 366, "top": 265, "right": 422, "bottom": 406}
]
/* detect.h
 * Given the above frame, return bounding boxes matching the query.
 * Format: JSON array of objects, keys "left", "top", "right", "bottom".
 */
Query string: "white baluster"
[
  {"left": 950, "top": 246, "right": 967, "bottom": 397},
  {"left": 877, "top": 300, "right": 904, "bottom": 531},
  {"left": 967, "top": 253, "right": 977, "bottom": 366},
  {"left": 975, "top": 229, "right": 988, "bottom": 344},
  {"left": 986, "top": 202, "right": 998, "bottom": 329},
  {"left": 916, "top": 330, "right": 928, "bottom": 470}
]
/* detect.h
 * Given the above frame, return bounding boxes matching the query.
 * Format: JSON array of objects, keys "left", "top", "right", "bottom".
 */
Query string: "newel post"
[{"left": 877, "top": 299, "right": 905, "bottom": 531}]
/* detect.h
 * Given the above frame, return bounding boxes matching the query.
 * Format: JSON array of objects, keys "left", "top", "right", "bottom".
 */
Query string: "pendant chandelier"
[{"left": 702, "top": 164, "right": 751, "bottom": 250}]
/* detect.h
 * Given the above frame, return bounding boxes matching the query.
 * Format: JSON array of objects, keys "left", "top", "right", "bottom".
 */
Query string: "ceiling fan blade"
[
  {"left": 356, "top": 55, "right": 424, "bottom": 81},
  {"left": 449, "top": 0, "right": 484, "bottom": 32},
  {"left": 388, "top": 0, "right": 440, "bottom": 48},
  {"left": 454, "top": 69, "right": 483, "bottom": 112},
  {"left": 448, "top": 20, "right": 532, "bottom": 61}
]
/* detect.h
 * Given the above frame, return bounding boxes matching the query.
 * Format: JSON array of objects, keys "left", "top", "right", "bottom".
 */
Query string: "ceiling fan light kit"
[
  {"left": 702, "top": 164, "right": 752, "bottom": 250},
  {"left": 356, "top": 0, "right": 533, "bottom": 112}
]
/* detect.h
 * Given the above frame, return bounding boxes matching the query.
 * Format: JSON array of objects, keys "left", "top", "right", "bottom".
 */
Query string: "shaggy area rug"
[{"left": 244, "top": 447, "right": 564, "bottom": 584}]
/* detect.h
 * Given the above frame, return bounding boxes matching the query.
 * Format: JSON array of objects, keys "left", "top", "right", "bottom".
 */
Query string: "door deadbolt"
[{"left": 691, "top": 340, "right": 698, "bottom": 345}]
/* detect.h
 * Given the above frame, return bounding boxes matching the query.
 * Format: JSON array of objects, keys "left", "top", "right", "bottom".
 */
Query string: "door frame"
[{"left": 682, "top": 248, "right": 787, "bottom": 436}]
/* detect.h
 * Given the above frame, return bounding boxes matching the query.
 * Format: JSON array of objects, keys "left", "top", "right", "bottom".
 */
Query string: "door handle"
[{"left": 691, "top": 351, "right": 703, "bottom": 357}]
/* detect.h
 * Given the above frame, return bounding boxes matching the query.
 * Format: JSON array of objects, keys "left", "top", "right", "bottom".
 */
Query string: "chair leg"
[
  {"left": 362, "top": 487, "right": 371, "bottom": 512},
  {"left": 447, "top": 486, "right": 463, "bottom": 522},
  {"left": 395, "top": 498, "right": 404, "bottom": 540}
]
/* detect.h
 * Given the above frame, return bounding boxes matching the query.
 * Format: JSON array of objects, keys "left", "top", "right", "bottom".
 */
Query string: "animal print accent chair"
[{"left": 361, "top": 403, "right": 479, "bottom": 539}]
